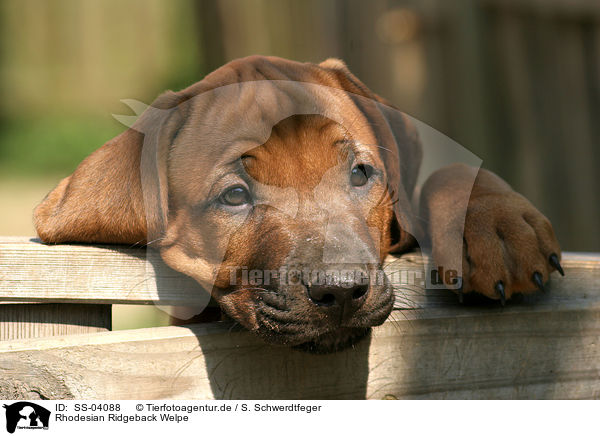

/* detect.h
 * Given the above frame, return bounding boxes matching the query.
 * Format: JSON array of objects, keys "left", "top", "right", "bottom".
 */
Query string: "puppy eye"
[
  {"left": 219, "top": 186, "right": 251, "bottom": 206},
  {"left": 350, "top": 164, "right": 374, "bottom": 187}
]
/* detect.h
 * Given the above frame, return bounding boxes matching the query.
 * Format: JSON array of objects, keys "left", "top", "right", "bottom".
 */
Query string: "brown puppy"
[{"left": 34, "top": 56, "right": 562, "bottom": 352}]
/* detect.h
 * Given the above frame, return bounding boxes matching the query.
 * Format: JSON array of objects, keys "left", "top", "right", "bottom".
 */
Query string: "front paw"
[{"left": 431, "top": 191, "right": 563, "bottom": 304}]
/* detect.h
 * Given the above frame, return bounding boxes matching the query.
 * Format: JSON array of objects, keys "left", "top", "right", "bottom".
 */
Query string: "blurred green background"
[{"left": 1, "top": 0, "right": 599, "bottom": 328}]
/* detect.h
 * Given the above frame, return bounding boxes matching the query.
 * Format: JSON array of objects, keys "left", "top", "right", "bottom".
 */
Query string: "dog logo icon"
[{"left": 3, "top": 402, "right": 50, "bottom": 433}]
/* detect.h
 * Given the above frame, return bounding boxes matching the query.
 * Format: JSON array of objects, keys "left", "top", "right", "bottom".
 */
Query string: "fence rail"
[{"left": 0, "top": 237, "right": 599, "bottom": 399}]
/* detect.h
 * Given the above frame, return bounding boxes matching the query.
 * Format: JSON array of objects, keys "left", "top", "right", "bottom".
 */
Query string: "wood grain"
[
  {"left": 0, "top": 303, "right": 111, "bottom": 340},
  {"left": 0, "top": 237, "right": 599, "bottom": 399},
  {"left": 0, "top": 303, "right": 599, "bottom": 400},
  {"left": 0, "top": 237, "right": 208, "bottom": 306},
  {"left": 1, "top": 237, "right": 598, "bottom": 310}
]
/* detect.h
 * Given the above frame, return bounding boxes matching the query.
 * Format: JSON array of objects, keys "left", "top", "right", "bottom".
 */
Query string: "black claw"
[
  {"left": 495, "top": 281, "right": 506, "bottom": 306},
  {"left": 532, "top": 271, "right": 545, "bottom": 293},
  {"left": 549, "top": 253, "right": 565, "bottom": 276}
]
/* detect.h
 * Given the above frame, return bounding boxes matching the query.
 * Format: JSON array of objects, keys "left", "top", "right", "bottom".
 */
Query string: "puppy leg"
[{"left": 420, "top": 163, "right": 562, "bottom": 302}]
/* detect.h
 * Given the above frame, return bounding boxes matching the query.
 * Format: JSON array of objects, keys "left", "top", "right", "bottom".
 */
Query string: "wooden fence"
[{"left": 0, "top": 236, "right": 599, "bottom": 399}]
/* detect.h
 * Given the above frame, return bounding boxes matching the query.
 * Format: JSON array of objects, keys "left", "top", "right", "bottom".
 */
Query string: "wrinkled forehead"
[{"left": 168, "top": 80, "right": 384, "bottom": 198}]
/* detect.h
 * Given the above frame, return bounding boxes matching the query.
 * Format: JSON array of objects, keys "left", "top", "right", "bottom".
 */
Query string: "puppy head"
[{"left": 35, "top": 56, "right": 422, "bottom": 352}]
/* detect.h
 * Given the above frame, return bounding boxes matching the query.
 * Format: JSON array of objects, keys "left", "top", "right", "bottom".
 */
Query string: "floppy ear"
[
  {"left": 34, "top": 91, "right": 186, "bottom": 244},
  {"left": 376, "top": 104, "right": 423, "bottom": 253},
  {"left": 320, "top": 58, "right": 423, "bottom": 253}
]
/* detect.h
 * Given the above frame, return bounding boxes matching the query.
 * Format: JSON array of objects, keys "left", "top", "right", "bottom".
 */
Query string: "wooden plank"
[
  {"left": 1, "top": 237, "right": 598, "bottom": 310},
  {"left": 0, "top": 297, "right": 599, "bottom": 400},
  {"left": 0, "top": 303, "right": 111, "bottom": 340},
  {"left": 0, "top": 237, "right": 208, "bottom": 306},
  {"left": 0, "top": 239, "right": 597, "bottom": 399}
]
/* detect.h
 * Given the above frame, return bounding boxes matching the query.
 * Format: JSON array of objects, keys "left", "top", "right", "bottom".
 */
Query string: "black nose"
[{"left": 307, "top": 283, "right": 369, "bottom": 307}]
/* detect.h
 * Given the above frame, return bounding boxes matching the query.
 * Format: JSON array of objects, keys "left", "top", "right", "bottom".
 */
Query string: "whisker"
[
  {"left": 146, "top": 236, "right": 167, "bottom": 246},
  {"left": 359, "top": 143, "right": 394, "bottom": 153},
  {"left": 127, "top": 238, "right": 147, "bottom": 248},
  {"left": 228, "top": 321, "right": 241, "bottom": 333},
  {"left": 172, "top": 348, "right": 203, "bottom": 385}
]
